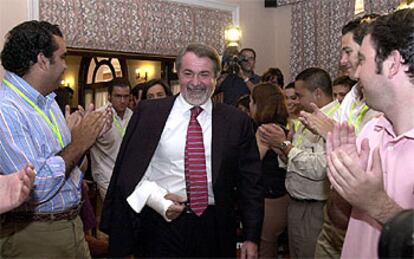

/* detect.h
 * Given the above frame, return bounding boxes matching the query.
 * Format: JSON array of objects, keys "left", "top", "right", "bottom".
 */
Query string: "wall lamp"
[
  {"left": 224, "top": 25, "right": 242, "bottom": 48},
  {"left": 398, "top": 0, "right": 414, "bottom": 9},
  {"left": 135, "top": 68, "right": 148, "bottom": 81}
]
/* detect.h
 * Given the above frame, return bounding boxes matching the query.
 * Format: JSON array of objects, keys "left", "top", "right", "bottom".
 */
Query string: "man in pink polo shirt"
[{"left": 326, "top": 8, "right": 414, "bottom": 258}]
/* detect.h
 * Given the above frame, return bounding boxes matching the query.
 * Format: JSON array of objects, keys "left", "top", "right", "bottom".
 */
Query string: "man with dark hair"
[
  {"left": 332, "top": 76, "right": 355, "bottom": 103},
  {"left": 101, "top": 43, "right": 264, "bottom": 258},
  {"left": 258, "top": 67, "right": 339, "bottom": 258},
  {"left": 295, "top": 67, "right": 333, "bottom": 101},
  {"left": 90, "top": 77, "right": 132, "bottom": 200},
  {"left": 0, "top": 20, "right": 110, "bottom": 258},
  {"left": 262, "top": 67, "right": 284, "bottom": 88},
  {"left": 215, "top": 46, "right": 250, "bottom": 105},
  {"left": 130, "top": 82, "right": 146, "bottom": 109},
  {"left": 327, "top": 8, "right": 414, "bottom": 258},
  {"left": 55, "top": 86, "right": 75, "bottom": 112},
  {"left": 107, "top": 77, "right": 130, "bottom": 95},
  {"left": 303, "top": 14, "right": 380, "bottom": 138},
  {"left": 335, "top": 14, "right": 381, "bottom": 132},
  {"left": 141, "top": 78, "right": 172, "bottom": 100},
  {"left": 239, "top": 47, "right": 261, "bottom": 85}
]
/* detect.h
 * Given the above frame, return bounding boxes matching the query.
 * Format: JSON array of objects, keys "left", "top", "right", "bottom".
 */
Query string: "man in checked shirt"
[{"left": 0, "top": 21, "right": 110, "bottom": 258}]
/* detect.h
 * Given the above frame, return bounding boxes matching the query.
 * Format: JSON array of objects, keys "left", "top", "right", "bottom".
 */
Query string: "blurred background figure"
[
  {"left": 215, "top": 46, "right": 250, "bottom": 105},
  {"left": 239, "top": 48, "right": 261, "bottom": 85},
  {"left": 55, "top": 86, "right": 74, "bottom": 113},
  {"left": 332, "top": 76, "right": 355, "bottom": 103},
  {"left": 141, "top": 79, "right": 172, "bottom": 100},
  {"left": 261, "top": 67, "right": 284, "bottom": 88},
  {"left": 283, "top": 82, "right": 302, "bottom": 132},
  {"left": 250, "top": 82, "right": 290, "bottom": 259},
  {"left": 91, "top": 77, "right": 132, "bottom": 200},
  {"left": 129, "top": 82, "right": 146, "bottom": 109},
  {"left": 236, "top": 94, "right": 250, "bottom": 117}
]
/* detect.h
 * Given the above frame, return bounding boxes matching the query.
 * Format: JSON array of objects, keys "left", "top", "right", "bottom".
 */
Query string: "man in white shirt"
[
  {"left": 101, "top": 43, "right": 263, "bottom": 259},
  {"left": 90, "top": 78, "right": 133, "bottom": 200}
]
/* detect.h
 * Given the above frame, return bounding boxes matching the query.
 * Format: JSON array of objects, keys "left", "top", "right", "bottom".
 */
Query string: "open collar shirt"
[
  {"left": 142, "top": 94, "right": 215, "bottom": 204},
  {"left": 0, "top": 71, "right": 82, "bottom": 213},
  {"left": 333, "top": 83, "right": 381, "bottom": 134},
  {"left": 90, "top": 104, "right": 132, "bottom": 198},
  {"left": 341, "top": 116, "right": 414, "bottom": 258}
]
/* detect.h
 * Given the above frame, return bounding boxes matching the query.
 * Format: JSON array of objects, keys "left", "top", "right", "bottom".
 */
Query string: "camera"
[{"left": 221, "top": 47, "right": 247, "bottom": 75}]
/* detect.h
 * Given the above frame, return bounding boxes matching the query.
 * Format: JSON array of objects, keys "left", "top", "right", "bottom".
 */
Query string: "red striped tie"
[{"left": 185, "top": 106, "right": 208, "bottom": 216}]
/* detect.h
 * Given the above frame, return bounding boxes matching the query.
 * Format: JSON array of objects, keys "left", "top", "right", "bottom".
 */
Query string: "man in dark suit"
[{"left": 101, "top": 43, "right": 264, "bottom": 258}]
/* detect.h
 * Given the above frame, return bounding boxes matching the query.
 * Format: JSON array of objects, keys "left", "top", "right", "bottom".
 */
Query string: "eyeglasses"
[
  {"left": 241, "top": 56, "right": 255, "bottom": 62},
  {"left": 112, "top": 94, "right": 130, "bottom": 100}
]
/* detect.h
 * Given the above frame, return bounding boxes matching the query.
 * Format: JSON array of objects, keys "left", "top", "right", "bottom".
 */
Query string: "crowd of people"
[{"left": 1, "top": 6, "right": 414, "bottom": 259}]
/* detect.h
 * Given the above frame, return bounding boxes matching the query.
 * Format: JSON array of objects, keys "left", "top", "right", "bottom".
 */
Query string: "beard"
[{"left": 182, "top": 83, "right": 213, "bottom": 106}]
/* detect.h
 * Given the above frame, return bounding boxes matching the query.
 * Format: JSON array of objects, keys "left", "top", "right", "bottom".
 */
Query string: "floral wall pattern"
[
  {"left": 39, "top": 0, "right": 232, "bottom": 56},
  {"left": 364, "top": 0, "right": 400, "bottom": 14},
  {"left": 289, "top": 0, "right": 355, "bottom": 79},
  {"left": 272, "top": 0, "right": 402, "bottom": 80}
]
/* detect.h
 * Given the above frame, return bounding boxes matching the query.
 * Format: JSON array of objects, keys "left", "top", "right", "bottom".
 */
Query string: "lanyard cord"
[
  {"left": 347, "top": 101, "right": 369, "bottom": 130},
  {"left": 3, "top": 79, "right": 64, "bottom": 148},
  {"left": 113, "top": 114, "right": 127, "bottom": 137},
  {"left": 296, "top": 102, "right": 340, "bottom": 146}
]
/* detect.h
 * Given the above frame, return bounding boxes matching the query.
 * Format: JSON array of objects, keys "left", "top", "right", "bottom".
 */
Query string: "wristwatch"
[{"left": 278, "top": 140, "right": 291, "bottom": 151}]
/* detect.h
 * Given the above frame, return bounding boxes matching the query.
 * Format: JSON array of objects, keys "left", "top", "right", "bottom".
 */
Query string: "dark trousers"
[{"left": 140, "top": 205, "right": 236, "bottom": 258}]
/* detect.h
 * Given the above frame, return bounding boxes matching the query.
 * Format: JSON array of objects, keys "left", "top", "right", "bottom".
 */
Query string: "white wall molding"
[{"left": 27, "top": 0, "right": 39, "bottom": 20}]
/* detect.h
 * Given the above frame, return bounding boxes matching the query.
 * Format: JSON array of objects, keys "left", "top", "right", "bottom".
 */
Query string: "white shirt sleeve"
[{"left": 127, "top": 179, "right": 174, "bottom": 222}]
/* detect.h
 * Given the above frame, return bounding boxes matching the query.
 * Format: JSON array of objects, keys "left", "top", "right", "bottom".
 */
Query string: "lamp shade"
[{"left": 224, "top": 25, "right": 241, "bottom": 47}]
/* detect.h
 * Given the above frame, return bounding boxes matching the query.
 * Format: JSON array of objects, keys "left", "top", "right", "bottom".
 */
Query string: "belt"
[
  {"left": 2, "top": 203, "right": 82, "bottom": 223},
  {"left": 289, "top": 196, "right": 324, "bottom": 203}
]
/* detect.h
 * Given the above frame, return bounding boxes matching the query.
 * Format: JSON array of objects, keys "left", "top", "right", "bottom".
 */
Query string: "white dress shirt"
[{"left": 127, "top": 94, "right": 214, "bottom": 220}]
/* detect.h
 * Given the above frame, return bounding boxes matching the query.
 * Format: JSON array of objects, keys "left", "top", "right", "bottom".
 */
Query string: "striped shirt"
[{"left": 0, "top": 71, "right": 82, "bottom": 213}]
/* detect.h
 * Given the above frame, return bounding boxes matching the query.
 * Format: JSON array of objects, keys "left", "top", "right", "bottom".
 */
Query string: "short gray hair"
[{"left": 175, "top": 43, "right": 221, "bottom": 77}]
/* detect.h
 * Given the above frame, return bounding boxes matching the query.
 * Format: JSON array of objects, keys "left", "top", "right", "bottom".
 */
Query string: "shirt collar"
[
  {"left": 109, "top": 103, "right": 133, "bottom": 121},
  {"left": 176, "top": 93, "right": 212, "bottom": 116},
  {"left": 374, "top": 115, "right": 414, "bottom": 140},
  {"left": 5, "top": 71, "right": 57, "bottom": 110}
]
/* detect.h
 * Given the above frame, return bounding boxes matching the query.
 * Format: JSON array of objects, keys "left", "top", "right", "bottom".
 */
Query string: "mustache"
[{"left": 188, "top": 84, "right": 206, "bottom": 91}]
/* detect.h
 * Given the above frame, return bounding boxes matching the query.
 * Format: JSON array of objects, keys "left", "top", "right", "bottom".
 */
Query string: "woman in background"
[
  {"left": 261, "top": 67, "right": 284, "bottom": 88},
  {"left": 250, "top": 83, "right": 290, "bottom": 259},
  {"left": 141, "top": 79, "right": 172, "bottom": 100}
]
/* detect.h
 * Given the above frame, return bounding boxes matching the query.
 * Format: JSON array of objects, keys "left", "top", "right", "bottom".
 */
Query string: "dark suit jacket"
[{"left": 101, "top": 96, "right": 264, "bottom": 257}]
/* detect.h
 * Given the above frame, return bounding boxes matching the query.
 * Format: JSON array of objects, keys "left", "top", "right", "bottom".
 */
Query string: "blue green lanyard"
[
  {"left": 347, "top": 101, "right": 369, "bottom": 130},
  {"left": 3, "top": 79, "right": 64, "bottom": 148},
  {"left": 296, "top": 102, "right": 340, "bottom": 145},
  {"left": 113, "top": 115, "right": 127, "bottom": 137}
]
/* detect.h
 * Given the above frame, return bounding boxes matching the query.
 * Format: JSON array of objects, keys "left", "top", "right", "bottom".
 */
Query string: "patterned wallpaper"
[
  {"left": 289, "top": 0, "right": 355, "bottom": 79},
  {"left": 39, "top": 0, "right": 232, "bottom": 56}
]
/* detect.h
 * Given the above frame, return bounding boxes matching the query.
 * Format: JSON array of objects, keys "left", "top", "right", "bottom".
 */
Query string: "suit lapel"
[
  {"left": 211, "top": 103, "right": 228, "bottom": 185},
  {"left": 122, "top": 96, "right": 177, "bottom": 196}
]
